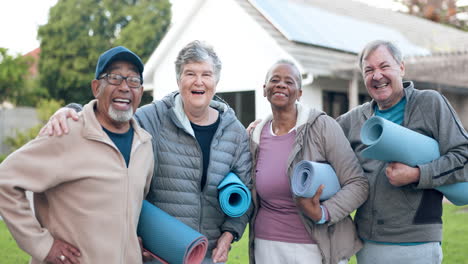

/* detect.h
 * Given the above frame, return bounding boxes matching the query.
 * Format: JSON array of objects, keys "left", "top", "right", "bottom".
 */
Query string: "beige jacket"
[
  {"left": 0, "top": 100, "right": 154, "bottom": 264},
  {"left": 249, "top": 103, "right": 368, "bottom": 264}
]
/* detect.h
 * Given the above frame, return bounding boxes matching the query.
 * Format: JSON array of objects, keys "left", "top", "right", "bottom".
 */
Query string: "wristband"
[{"left": 316, "top": 205, "right": 327, "bottom": 224}]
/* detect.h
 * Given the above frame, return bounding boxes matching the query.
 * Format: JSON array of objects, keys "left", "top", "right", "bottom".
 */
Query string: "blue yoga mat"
[
  {"left": 291, "top": 160, "right": 341, "bottom": 200},
  {"left": 218, "top": 172, "right": 251, "bottom": 217},
  {"left": 361, "top": 116, "right": 468, "bottom": 206},
  {"left": 137, "top": 200, "right": 208, "bottom": 264}
]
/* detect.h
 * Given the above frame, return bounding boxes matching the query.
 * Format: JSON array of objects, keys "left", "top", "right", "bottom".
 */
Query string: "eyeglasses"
[{"left": 99, "top": 73, "right": 142, "bottom": 89}]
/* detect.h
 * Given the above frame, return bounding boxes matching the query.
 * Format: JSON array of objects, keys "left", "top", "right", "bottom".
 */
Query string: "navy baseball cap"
[{"left": 95, "top": 46, "right": 144, "bottom": 79}]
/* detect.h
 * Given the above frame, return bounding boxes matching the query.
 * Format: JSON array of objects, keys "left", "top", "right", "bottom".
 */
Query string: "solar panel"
[{"left": 249, "top": 0, "right": 430, "bottom": 56}]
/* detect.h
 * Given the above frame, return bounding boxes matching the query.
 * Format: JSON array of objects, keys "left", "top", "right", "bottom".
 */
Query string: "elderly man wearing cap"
[{"left": 0, "top": 46, "right": 154, "bottom": 264}]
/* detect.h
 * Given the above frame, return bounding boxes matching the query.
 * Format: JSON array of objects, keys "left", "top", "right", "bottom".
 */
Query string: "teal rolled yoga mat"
[
  {"left": 218, "top": 172, "right": 251, "bottom": 217},
  {"left": 360, "top": 116, "right": 468, "bottom": 206},
  {"left": 292, "top": 160, "right": 341, "bottom": 200},
  {"left": 137, "top": 200, "right": 208, "bottom": 264}
]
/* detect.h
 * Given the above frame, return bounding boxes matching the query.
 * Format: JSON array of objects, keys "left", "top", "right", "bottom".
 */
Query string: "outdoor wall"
[{"left": 0, "top": 107, "right": 40, "bottom": 156}]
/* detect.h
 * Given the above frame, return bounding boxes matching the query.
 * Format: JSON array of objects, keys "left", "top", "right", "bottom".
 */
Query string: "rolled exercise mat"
[
  {"left": 291, "top": 160, "right": 341, "bottom": 200},
  {"left": 137, "top": 200, "right": 208, "bottom": 264},
  {"left": 360, "top": 116, "right": 468, "bottom": 206},
  {"left": 218, "top": 172, "right": 251, "bottom": 217}
]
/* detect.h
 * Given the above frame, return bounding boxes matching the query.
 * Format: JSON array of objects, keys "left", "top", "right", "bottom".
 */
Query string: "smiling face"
[
  {"left": 177, "top": 60, "right": 217, "bottom": 112},
  {"left": 362, "top": 45, "right": 405, "bottom": 110},
  {"left": 263, "top": 63, "right": 302, "bottom": 111},
  {"left": 92, "top": 60, "right": 143, "bottom": 131}
]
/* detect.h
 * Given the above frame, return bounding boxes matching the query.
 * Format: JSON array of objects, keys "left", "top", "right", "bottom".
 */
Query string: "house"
[
  {"left": 24, "top": 47, "right": 40, "bottom": 78},
  {"left": 143, "top": 0, "right": 468, "bottom": 128}
]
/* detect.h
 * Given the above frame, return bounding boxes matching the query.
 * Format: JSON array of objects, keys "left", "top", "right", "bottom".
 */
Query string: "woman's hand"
[
  {"left": 246, "top": 119, "right": 262, "bottom": 134},
  {"left": 296, "top": 184, "right": 324, "bottom": 222},
  {"left": 39, "top": 107, "right": 80, "bottom": 137},
  {"left": 212, "top": 231, "right": 234, "bottom": 263}
]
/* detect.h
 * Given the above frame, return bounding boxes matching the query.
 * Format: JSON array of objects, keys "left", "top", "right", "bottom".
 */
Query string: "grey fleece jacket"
[
  {"left": 337, "top": 81, "right": 468, "bottom": 243},
  {"left": 249, "top": 103, "right": 368, "bottom": 264},
  {"left": 135, "top": 92, "right": 253, "bottom": 255}
]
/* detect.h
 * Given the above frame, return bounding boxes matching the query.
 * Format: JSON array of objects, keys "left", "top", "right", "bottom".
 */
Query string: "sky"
[{"left": 0, "top": 0, "right": 403, "bottom": 56}]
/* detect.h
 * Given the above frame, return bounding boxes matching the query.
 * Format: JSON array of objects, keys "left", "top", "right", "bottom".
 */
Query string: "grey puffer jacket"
[
  {"left": 337, "top": 81, "right": 468, "bottom": 243},
  {"left": 135, "top": 92, "right": 252, "bottom": 254}
]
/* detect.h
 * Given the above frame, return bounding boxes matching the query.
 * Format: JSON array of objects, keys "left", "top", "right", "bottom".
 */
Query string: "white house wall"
[
  {"left": 301, "top": 83, "right": 323, "bottom": 111},
  {"left": 148, "top": 0, "right": 305, "bottom": 119}
]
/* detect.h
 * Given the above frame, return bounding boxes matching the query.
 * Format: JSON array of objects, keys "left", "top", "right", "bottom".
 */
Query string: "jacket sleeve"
[
  {"left": 0, "top": 136, "right": 68, "bottom": 261},
  {"left": 415, "top": 92, "right": 468, "bottom": 188},
  {"left": 220, "top": 128, "right": 253, "bottom": 242},
  {"left": 318, "top": 116, "right": 369, "bottom": 224}
]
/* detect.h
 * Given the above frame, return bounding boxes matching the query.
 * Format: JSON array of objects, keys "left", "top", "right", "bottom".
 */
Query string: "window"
[
  {"left": 323, "top": 91, "right": 371, "bottom": 118},
  {"left": 217, "top": 91, "right": 256, "bottom": 128}
]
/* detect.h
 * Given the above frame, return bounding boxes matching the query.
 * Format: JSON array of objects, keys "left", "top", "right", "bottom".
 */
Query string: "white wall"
[
  {"left": 146, "top": 0, "right": 304, "bottom": 119},
  {"left": 0, "top": 107, "right": 40, "bottom": 155}
]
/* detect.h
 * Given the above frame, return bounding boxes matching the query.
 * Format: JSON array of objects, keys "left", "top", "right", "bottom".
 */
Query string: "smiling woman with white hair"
[{"left": 136, "top": 40, "right": 252, "bottom": 264}]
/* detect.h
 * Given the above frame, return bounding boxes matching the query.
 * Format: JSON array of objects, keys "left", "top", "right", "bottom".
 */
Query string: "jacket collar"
[
  {"left": 162, "top": 91, "right": 232, "bottom": 137},
  {"left": 82, "top": 99, "right": 152, "bottom": 143},
  {"left": 251, "top": 102, "right": 323, "bottom": 144},
  {"left": 363, "top": 81, "right": 414, "bottom": 119}
]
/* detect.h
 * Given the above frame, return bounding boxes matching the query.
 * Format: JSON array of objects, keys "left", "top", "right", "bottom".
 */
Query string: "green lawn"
[
  {"left": 0, "top": 221, "right": 29, "bottom": 264},
  {"left": 1, "top": 203, "right": 467, "bottom": 264}
]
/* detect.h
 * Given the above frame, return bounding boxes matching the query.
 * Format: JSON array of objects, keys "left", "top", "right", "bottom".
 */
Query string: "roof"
[
  {"left": 292, "top": 0, "right": 468, "bottom": 52},
  {"left": 145, "top": 0, "right": 468, "bottom": 90},
  {"left": 249, "top": 0, "right": 429, "bottom": 56},
  {"left": 237, "top": 0, "right": 468, "bottom": 77},
  {"left": 405, "top": 51, "right": 468, "bottom": 91},
  {"left": 23, "top": 47, "right": 40, "bottom": 78}
]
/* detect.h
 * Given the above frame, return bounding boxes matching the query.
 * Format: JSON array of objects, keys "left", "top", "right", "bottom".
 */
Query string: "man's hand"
[
  {"left": 386, "top": 162, "right": 420, "bottom": 187},
  {"left": 296, "top": 185, "right": 324, "bottom": 222},
  {"left": 212, "top": 231, "right": 234, "bottom": 263},
  {"left": 39, "top": 108, "right": 80, "bottom": 137},
  {"left": 44, "top": 239, "right": 81, "bottom": 264},
  {"left": 246, "top": 119, "right": 262, "bottom": 134}
]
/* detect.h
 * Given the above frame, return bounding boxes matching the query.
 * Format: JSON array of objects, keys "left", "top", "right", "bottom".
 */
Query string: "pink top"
[{"left": 254, "top": 121, "right": 315, "bottom": 244}]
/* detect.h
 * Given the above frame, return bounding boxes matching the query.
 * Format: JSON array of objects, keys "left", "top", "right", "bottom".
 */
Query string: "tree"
[
  {"left": 38, "top": 0, "right": 171, "bottom": 104},
  {"left": 0, "top": 48, "right": 32, "bottom": 105},
  {"left": 396, "top": 0, "right": 468, "bottom": 30}
]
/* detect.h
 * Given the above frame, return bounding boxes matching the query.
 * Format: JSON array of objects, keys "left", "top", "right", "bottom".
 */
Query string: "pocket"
[{"left": 400, "top": 185, "right": 421, "bottom": 210}]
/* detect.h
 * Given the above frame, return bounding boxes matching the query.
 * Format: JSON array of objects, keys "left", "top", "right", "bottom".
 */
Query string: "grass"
[
  {"left": 0, "top": 221, "right": 29, "bottom": 264},
  {"left": 1, "top": 204, "right": 467, "bottom": 263}
]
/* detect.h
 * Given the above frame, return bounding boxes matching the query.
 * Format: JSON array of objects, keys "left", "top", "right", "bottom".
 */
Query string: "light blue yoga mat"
[
  {"left": 137, "top": 200, "right": 208, "bottom": 264},
  {"left": 361, "top": 116, "right": 468, "bottom": 206},
  {"left": 218, "top": 172, "right": 251, "bottom": 217},
  {"left": 291, "top": 160, "right": 341, "bottom": 200}
]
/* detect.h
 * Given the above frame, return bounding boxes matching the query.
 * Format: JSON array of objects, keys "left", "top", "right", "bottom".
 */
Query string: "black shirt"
[
  {"left": 102, "top": 125, "right": 134, "bottom": 167},
  {"left": 191, "top": 114, "right": 220, "bottom": 190}
]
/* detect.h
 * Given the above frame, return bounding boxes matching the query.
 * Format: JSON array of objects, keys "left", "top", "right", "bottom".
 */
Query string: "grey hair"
[
  {"left": 264, "top": 59, "right": 302, "bottom": 90},
  {"left": 175, "top": 40, "right": 222, "bottom": 83},
  {"left": 358, "top": 40, "right": 404, "bottom": 71}
]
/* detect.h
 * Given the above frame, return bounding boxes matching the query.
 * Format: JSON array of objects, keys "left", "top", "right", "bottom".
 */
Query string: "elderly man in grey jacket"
[{"left": 337, "top": 40, "right": 468, "bottom": 264}]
